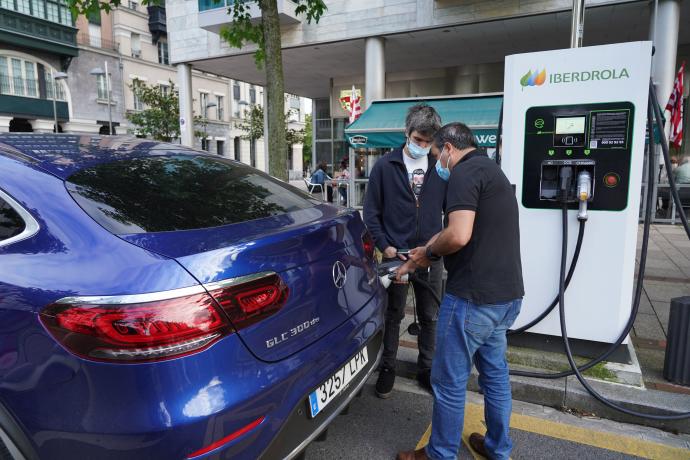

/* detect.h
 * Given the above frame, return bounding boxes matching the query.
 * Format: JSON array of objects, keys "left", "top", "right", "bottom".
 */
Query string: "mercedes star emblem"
[{"left": 332, "top": 261, "right": 347, "bottom": 289}]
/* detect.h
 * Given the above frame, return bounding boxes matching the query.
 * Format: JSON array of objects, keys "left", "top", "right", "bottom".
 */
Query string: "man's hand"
[
  {"left": 383, "top": 246, "right": 409, "bottom": 261},
  {"left": 383, "top": 246, "right": 397, "bottom": 259},
  {"left": 408, "top": 246, "right": 431, "bottom": 268},
  {"left": 394, "top": 259, "right": 417, "bottom": 283}
]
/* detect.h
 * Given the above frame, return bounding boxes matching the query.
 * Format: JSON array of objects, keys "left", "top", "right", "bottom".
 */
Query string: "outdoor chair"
[{"left": 304, "top": 178, "right": 326, "bottom": 200}]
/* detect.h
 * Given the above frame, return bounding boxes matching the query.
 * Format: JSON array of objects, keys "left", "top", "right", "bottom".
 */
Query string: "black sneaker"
[
  {"left": 416, "top": 370, "right": 432, "bottom": 393},
  {"left": 375, "top": 367, "right": 395, "bottom": 398}
]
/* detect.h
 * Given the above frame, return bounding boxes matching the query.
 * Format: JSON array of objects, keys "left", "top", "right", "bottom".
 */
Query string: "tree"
[
  {"left": 126, "top": 80, "right": 206, "bottom": 142},
  {"left": 67, "top": 0, "right": 327, "bottom": 182},
  {"left": 236, "top": 104, "right": 304, "bottom": 148}
]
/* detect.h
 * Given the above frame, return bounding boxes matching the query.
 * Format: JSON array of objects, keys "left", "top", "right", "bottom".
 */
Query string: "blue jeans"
[{"left": 426, "top": 294, "right": 522, "bottom": 460}]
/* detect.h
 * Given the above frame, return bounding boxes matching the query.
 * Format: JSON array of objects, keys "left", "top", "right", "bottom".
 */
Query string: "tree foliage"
[
  {"left": 236, "top": 104, "right": 304, "bottom": 146},
  {"left": 219, "top": 0, "right": 326, "bottom": 67},
  {"left": 126, "top": 80, "right": 205, "bottom": 142}
]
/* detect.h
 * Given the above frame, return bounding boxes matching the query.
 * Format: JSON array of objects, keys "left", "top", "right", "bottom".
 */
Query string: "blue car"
[{"left": 0, "top": 134, "right": 384, "bottom": 460}]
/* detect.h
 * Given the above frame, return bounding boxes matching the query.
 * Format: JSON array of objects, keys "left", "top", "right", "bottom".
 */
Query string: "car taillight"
[
  {"left": 207, "top": 273, "right": 288, "bottom": 331},
  {"left": 362, "top": 230, "right": 375, "bottom": 261},
  {"left": 40, "top": 288, "right": 230, "bottom": 363}
]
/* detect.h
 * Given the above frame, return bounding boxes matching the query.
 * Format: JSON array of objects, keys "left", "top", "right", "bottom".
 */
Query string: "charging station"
[{"left": 502, "top": 42, "right": 653, "bottom": 346}]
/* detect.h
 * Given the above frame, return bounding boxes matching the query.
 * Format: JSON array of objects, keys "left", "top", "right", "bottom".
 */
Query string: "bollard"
[{"left": 663, "top": 296, "right": 690, "bottom": 386}]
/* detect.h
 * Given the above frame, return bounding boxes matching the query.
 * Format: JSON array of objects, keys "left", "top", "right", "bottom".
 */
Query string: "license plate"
[{"left": 308, "top": 347, "right": 369, "bottom": 418}]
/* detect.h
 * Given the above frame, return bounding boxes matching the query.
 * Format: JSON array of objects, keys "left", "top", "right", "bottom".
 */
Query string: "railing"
[{"left": 76, "top": 32, "right": 119, "bottom": 51}]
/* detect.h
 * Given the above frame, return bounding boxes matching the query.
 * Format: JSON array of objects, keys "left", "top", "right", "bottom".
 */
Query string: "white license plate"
[{"left": 308, "top": 347, "right": 369, "bottom": 418}]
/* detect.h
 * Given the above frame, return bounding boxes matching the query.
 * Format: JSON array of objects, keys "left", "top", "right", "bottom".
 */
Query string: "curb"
[{"left": 394, "top": 358, "right": 690, "bottom": 434}]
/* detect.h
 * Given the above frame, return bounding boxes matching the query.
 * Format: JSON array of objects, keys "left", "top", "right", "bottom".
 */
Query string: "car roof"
[{"left": 0, "top": 134, "right": 199, "bottom": 180}]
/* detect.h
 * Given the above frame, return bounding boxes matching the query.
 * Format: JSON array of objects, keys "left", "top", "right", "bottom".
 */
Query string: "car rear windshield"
[{"left": 65, "top": 154, "right": 317, "bottom": 234}]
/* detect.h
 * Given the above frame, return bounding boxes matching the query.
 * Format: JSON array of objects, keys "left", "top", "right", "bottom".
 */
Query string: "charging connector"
[
  {"left": 577, "top": 170, "right": 592, "bottom": 221},
  {"left": 559, "top": 166, "right": 573, "bottom": 203}
]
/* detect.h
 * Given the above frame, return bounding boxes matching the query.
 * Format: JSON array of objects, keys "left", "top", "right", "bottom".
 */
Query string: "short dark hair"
[
  {"left": 433, "top": 122, "right": 478, "bottom": 151},
  {"left": 405, "top": 103, "right": 442, "bottom": 137}
]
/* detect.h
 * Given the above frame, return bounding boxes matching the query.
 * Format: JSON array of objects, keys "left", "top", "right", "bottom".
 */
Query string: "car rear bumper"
[{"left": 259, "top": 331, "right": 383, "bottom": 460}]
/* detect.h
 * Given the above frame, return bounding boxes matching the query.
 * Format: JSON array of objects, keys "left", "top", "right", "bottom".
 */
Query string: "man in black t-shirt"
[{"left": 396, "top": 123, "right": 524, "bottom": 460}]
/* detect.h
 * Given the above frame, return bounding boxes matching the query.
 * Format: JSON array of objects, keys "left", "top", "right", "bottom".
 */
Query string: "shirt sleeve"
[{"left": 445, "top": 163, "right": 482, "bottom": 213}]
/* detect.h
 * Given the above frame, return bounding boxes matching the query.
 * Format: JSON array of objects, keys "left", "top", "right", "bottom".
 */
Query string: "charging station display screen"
[
  {"left": 588, "top": 110, "right": 629, "bottom": 149},
  {"left": 554, "top": 116, "right": 586, "bottom": 147},
  {"left": 555, "top": 117, "right": 586, "bottom": 134}
]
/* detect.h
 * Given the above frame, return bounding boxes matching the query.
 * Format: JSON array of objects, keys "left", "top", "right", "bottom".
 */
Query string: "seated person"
[{"left": 310, "top": 161, "right": 333, "bottom": 202}]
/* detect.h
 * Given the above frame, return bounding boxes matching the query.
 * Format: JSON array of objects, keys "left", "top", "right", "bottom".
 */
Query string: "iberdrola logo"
[{"left": 520, "top": 69, "right": 547, "bottom": 88}]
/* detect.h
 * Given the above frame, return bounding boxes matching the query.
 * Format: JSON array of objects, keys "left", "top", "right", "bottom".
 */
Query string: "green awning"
[{"left": 345, "top": 95, "right": 502, "bottom": 149}]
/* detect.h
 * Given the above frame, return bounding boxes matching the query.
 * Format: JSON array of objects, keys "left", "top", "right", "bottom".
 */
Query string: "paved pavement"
[
  {"left": 303, "top": 376, "right": 690, "bottom": 459},
  {"left": 633, "top": 224, "right": 690, "bottom": 395}
]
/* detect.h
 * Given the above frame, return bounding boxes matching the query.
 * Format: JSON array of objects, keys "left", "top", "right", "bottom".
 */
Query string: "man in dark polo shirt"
[{"left": 395, "top": 122, "right": 524, "bottom": 460}]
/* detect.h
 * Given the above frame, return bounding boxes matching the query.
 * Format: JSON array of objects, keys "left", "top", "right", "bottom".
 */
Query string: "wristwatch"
[{"left": 425, "top": 245, "right": 441, "bottom": 261}]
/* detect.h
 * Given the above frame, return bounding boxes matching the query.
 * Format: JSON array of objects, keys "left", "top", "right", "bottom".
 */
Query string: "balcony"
[
  {"left": 147, "top": 5, "right": 167, "bottom": 42},
  {"left": 0, "top": 7, "right": 78, "bottom": 58},
  {"left": 0, "top": 76, "right": 69, "bottom": 120},
  {"left": 77, "top": 32, "right": 119, "bottom": 51},
  {"left": 198, "top": 0, "right": 299, "bottom": 34}
]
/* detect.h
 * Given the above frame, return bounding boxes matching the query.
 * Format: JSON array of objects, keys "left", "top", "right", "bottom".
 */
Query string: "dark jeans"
[{"left": 382, "top": 258, "right": 443, "bottom": 373}]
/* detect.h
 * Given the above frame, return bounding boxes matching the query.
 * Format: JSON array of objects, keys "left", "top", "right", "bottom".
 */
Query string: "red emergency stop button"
[{"left": 604, "top": 173, "right": 620, "bottom": 188}]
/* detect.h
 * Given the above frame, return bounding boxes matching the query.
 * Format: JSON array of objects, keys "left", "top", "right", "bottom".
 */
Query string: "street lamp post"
[
  {"left": 204, "top": 101, "right": 217, "bottom": 150},
  {"left": 51, "top": 70, "right": 68, "bottom": 133},
  {"left": 90, "top": 63, "right": 113, "bottom": 134}
]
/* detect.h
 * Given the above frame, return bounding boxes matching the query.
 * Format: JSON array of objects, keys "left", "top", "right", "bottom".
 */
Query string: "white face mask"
[{"left": 407, "top": 139, "right": 431, "bottom": 159}]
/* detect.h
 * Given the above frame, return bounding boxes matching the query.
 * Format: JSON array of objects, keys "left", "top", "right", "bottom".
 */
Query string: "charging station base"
[{"left": 507, "top": 332, "right": 631, "bottom": 364}]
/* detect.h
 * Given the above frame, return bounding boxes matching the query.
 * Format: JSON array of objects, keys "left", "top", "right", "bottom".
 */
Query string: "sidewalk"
[{"left": 634, "top": 224, "right": 690, "bottom": 394}]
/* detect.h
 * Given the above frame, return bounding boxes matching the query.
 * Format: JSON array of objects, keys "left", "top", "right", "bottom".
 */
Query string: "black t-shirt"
[{"left": 443, "top": 149, "right": 524, "bottom": 304}]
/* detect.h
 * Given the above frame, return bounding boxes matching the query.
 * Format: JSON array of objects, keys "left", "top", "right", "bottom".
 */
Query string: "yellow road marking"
[
  {"left": 415, "top": 424, "right": 432, "bottom": 450},
  {"left": 415, "top": 402, "right": 690, "bottom": 460}
]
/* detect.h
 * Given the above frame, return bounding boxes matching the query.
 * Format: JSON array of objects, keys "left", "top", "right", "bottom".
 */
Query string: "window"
[
  {"left": 233, "top": 81, "right": 240, "bottom": 100},
  {"left": 250, "top": 139, "right": 256, "bottom": 167},
  {"left": 89, "top": 23, "right": 102, "bottom": 48},
  {"left": 128, "top": 0, "right": 138, "bottom": 10},
  {"left": 65, "top": 155, "right": 316, "bottom": 234},
  {"left": 0, "top": 57, "right": 38, "bottom": 98},
  {"left": 59, "top": 4, "right": 71, "bottom": 25},
  {"left": 96, "top": 74, "right": 108, "bottom": 100},
  {"left": 201, "top": 138, "right": 209, "bottom": 151},
  {"left": 216, "top": 95, "right": 224, "bottom": 120},
  {"left": 44, "top": 70, "right": 66, "bottom": 101},
  {"left": 0, "top": 197, "right": 25, "bottom": 243},
  {"left": 159, "top": 84, "right": 170, "bottom": 97},
  {"left": 31, "top": 0, "right": 45, "bottom": 19},
  {"left": 45, "top": 1, "right": 59, "bottom": 22},
  {"left": 0, "top": 58, "right": 9, "bottom": 95},
  {"left": 132, "top": 79, "right": 145, "bottom": 111},
  {"left": 216, "top": 140, "right": 224, "bottom": 156},
  {"left": 16, "top": 0, "right": 30, "bottom": 15},
  {"left": 200, "top": 92, "right": 209, "bottom": 117},
  {"left": 130, "top": 33, "right": 141, "bottom": 58},
  {"left": 157, "top": 41, "right": 169, "bottom": 65},
  {"left": 249, "top": 85, "right": 256, "bottom": 104},
  {"left": 233, "top": 136, "right": 240, "bottom": 161}
]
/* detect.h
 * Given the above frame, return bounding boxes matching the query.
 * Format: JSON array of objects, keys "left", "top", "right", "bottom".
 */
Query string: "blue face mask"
[
  {"left": 407, "top": 139, "right": 430, "bottom": 159},
  {"left": 435, "top": 149, "right": 451, "bottom": 181}
]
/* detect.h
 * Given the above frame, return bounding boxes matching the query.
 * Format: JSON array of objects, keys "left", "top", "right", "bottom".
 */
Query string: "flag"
[
  {"left": 665, "top": 61, "right": 685, "bottom": 149},
  {"left": 349, "top": 85, "right": 362, "bottom": 124}
]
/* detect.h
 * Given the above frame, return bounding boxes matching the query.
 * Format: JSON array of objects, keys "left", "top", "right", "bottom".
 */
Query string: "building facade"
[
  {"left": 1, "top": 0, "right": 307, "bottom": 175},
  {"left": 167, "top": 0, "right": 689, "bottom": 205}
]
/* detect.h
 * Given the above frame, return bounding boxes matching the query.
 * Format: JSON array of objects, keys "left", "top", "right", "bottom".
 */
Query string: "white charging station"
[{"left": 502, "top": 42, "right": 653, "bottom": 345}]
